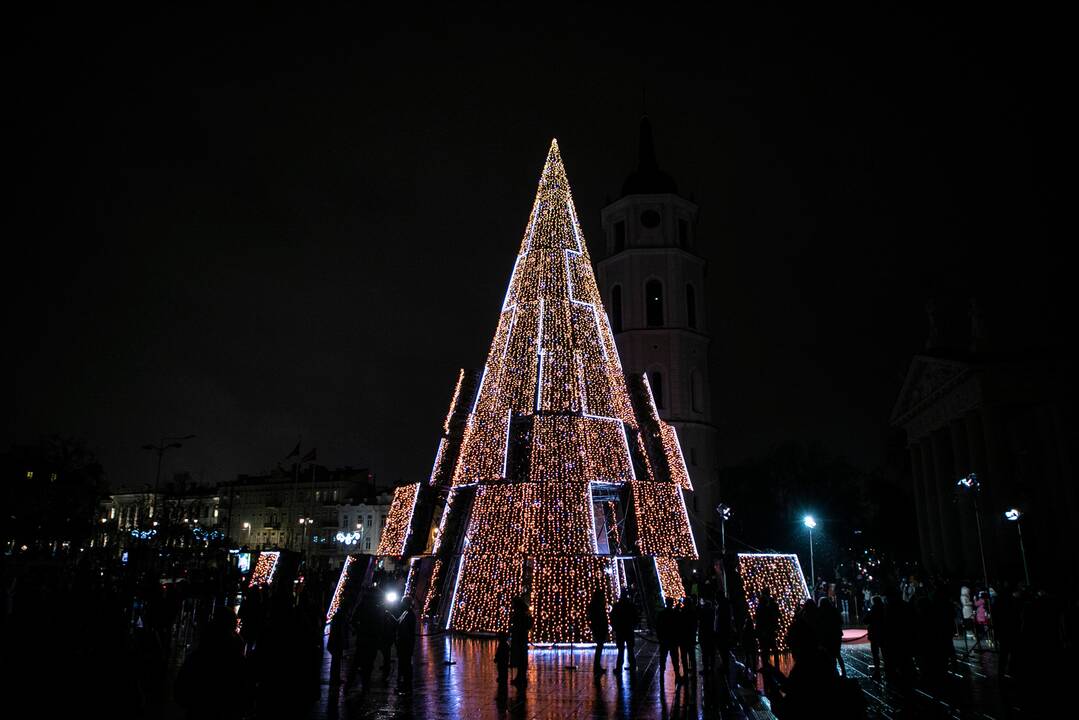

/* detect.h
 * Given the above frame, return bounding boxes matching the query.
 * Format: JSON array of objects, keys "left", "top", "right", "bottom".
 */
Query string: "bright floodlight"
[
  {"left": 803, "top": 515, "right": 817, "bottom": 529},
  {"left": 385, "top": 591, "right": 398, "bottom": 604},
  {"left": 1004, "top": 508, "right": 1021, "bottom": 521}
]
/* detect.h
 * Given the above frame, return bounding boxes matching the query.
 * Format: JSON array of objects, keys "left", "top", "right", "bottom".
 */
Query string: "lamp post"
[
  {"left": 716, "top": 504, "right": 732, "bottom": 597},
  {"left": 957, "top": 473, "right": 990, "bottom": 595},
  {"left": 299, "top": 517, "right": 313, "bottom": 564},
  {"left": 142, "top": 435, "right": 196, "bottom": 521},
  {"left": 242, "top": 522, "right": 251, "bottom": 546},
  {"left": 1004, "top": 509, "right": 1030, "bottom": 586},
  {"left": 803, "top": 515, "right": 817, "bottom": 595}
]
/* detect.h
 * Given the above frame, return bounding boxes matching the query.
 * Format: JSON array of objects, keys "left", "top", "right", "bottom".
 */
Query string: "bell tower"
[{"left": 596, "top": 116, "right": 720, "bottom": 565}]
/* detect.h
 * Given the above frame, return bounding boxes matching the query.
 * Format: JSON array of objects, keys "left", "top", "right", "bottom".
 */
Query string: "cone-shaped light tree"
[{"left": 392, "top": 140, "right": 698, "bottom": 643}]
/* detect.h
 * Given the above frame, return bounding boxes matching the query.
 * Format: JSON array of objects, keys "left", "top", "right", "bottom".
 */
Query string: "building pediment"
[{"left": 890, "top": 355, "right": 972, "bottom": 427}]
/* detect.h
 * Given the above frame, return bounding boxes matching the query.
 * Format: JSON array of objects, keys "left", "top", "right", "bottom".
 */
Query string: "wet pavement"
[
  {"left": 313, "top": 632, "right": 763, "bottom": 719},
  {"left": 150, "top": 622, "right": 1027, "bottom": 718},
  {"left": 307, "top": 631, "right": 1028, "bottom": 719}
]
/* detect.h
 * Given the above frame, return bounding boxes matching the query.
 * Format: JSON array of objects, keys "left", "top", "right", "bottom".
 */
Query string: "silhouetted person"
[
  {"left": 993, "top": 584, "right": 1020, "bottom": 682},
  {"left": 509, "top": 594, "right": 533, "bottom": 686},
  {"left": 714, "top": 592, "right": 734, "bottom": 676},
  {"left": 611, "top": 590, "right": 639, "bottom": 672},
  {"left": 174, "top": 613, "right": 246, "bottom": 720},
  {"left": 698, "top": 595, "right": 716, "bottom": 674},
  {"left": 881, "top": 589, "right": 914, "bottom": 685},
  {"left": 678, "top": 595, "right": 699, "bottom": 679},
  {"left": 816, "top": 597, "right": 845, "bottom": 676},
  {"left": 740, "top": 614, "right": 759, "bottom": 679},
  {"left": 756, "top": 588, "right": 781, "bottom": 669},
  {"left": 657, "top": 597, "right": 682, "bottom": 682},
  {"left": 346, "top": 593, "right": 379, "bottom": 693},
  {"left": 864, "top": 595, "right": 885, "bottom": 679},
  {"left": 786, "top": 600, "right": 818, "bottom": 666},
  {"left": 327, "top": 609, "right": 349, "bottom": 684},
  {"left": 971, "top": 590, "right": 990, "bottom": 651},
  {"left": 395, "top": 596, "right": 417, "bottom": 693},
  {"left": 377, "top": 601, "right": 398, "bottom": 680},
  {"left": 495, "top": 631, "right": 511, "bottom": 686},
  {"left": 585, "top": 588, "right": 608, "bottom": 675}
]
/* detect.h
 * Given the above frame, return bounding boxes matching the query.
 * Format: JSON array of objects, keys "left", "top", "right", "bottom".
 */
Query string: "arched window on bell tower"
[
  {"left": 686, "top": 284, "right": 697, "bottom": 329},
  {"left": 646, "top": 279, "right": 664, "bottom": 327},
  {"left": 610, "top": 285, "right": 623, "bottom": 333}
]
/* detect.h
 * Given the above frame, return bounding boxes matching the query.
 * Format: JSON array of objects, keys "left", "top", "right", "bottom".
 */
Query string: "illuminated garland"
[
  {"left": 428, "top": 438, "right": 448, "bottom": 486},
  {"left": 444, "top": 370, "right": 465, "bottom": 434},
  {"left": 248, "top": 551, "right": 280, "bottom": 588},
  {"left": 422, "top": 559, "right": 444, "bottom": 616},
  {"left": 530, "top": 556, "right": 620, "bottom": 642},
  {"left": 631, "top": 482, "right": 697, "bottom": 557},
  {"left": 376, "top": 483, "right": 421, "bottom": 557},
  {"left": 326, "top": 555, "right": 355, "bottom": 624},
  {"left": 659, "top": 422, "right": 693, "bottom": 491},
  {"left": 448, "top": 555, "right": 525, "bottom": 633},
  {"left": 655, "top": 557, "right": 686, "bottom": 603},
  {"left": 403, "top": 556, "right": 420, "bottom": 598},
  {"left": 736, "top": 553, "right": 811, "bottom": 651}
]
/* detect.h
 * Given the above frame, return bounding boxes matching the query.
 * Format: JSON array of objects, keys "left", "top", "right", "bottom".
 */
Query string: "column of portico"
[
  {"left": 909, "top": 441, "right": 932, "bottom": 572},
  {"left": 917, "top": 439, "right": 944, "bottom": 575},
  {"left": 930, "top": 430, "right": 961, "bottom": 577}
]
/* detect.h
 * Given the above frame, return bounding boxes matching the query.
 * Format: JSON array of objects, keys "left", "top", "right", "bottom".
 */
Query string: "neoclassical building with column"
[{"left": 891, "top": 309, "right": 1077, "bottom": 591}]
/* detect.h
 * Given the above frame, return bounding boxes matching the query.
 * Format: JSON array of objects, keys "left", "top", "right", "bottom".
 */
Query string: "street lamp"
[
  {"left": 242, "top": 521, "right": 251, "bottom": 545},
  {"left": 716, "top": 504, "right": 732, "bottom": 597},
  {"left": 956, "top": 473, "right": 991, "bottom": 595},
  {"left": 1003, "top": 508, "right": 1030, "bottom": 586},
  {"left": 803, "top": 515, "right": 817, "bottom": 594},
  {"left": 142, "top": 434, "right": 196, "bottom": 519},
  {"left": 299, "top": 517, "right": 314, "bottom": 561}
]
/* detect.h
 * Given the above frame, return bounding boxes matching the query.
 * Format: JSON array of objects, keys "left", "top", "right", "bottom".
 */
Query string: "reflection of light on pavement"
[{"left": 842, "top": 628, "right": 869, "bottom": 644}]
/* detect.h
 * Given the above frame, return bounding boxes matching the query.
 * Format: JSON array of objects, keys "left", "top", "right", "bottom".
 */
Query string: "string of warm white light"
[
  {"left": 737, "top": 553, "right": 811, "bottom": 651},
  {"left": 326, "top": 555, "right": 355, "bottom": 623},
  {"left": 631, "top": 482, "right": 697, "bottom": 557},
  {"left": 422, "top": 558, "right": 444, "bottom": 615},
  {"left": 376, "top": 483, "right": 420, "bottom": 557},
  {"left": 248, "top": 551, "right": 280, "bottom": 588},
  {"left": 655, "top": 557, "right": 687, "bottom": 603},
  {"left": 444, "top": 370, "right": 465, "bottom": 434}
]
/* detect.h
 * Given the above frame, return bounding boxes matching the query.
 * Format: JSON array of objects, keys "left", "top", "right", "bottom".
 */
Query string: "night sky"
[{"left": 10, "top": 5, "right": 1066, "bottom": 490}]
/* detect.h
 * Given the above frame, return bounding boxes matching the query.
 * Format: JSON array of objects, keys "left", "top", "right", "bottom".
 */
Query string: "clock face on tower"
[{"left": 640, "top": 209, "right": 661, "bottom": 228}]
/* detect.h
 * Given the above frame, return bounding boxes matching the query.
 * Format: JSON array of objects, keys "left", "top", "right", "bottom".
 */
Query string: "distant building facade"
[
  {"left": 226, "top": 465, "right": 374, "bottom": 553},
  {"left": 98, "top": 465, "right": 389, "bottom": 563},
  {"left": 891, "top": 305, "right": 1077, "bottom": 591},
  {"left": 335, "top": 493, "right": 394, "bottom": 554}
]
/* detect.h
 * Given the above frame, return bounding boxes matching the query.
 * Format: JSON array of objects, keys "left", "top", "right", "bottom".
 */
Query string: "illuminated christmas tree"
[{"left": 385, "top": 140, "right": 697, "bottom": 643}]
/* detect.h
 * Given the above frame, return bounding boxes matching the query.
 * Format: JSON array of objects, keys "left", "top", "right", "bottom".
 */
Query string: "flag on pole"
[
  {"left": 286, "top": 440, "right": 301, "bottom": 459},
  {"left": 302, "top": 448, "right": 317, "bottom": 463}
]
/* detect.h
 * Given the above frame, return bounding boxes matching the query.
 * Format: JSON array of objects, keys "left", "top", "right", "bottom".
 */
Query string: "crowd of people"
[{"left": 3, "top": 547, "right": 1071, "bottom": 719}]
